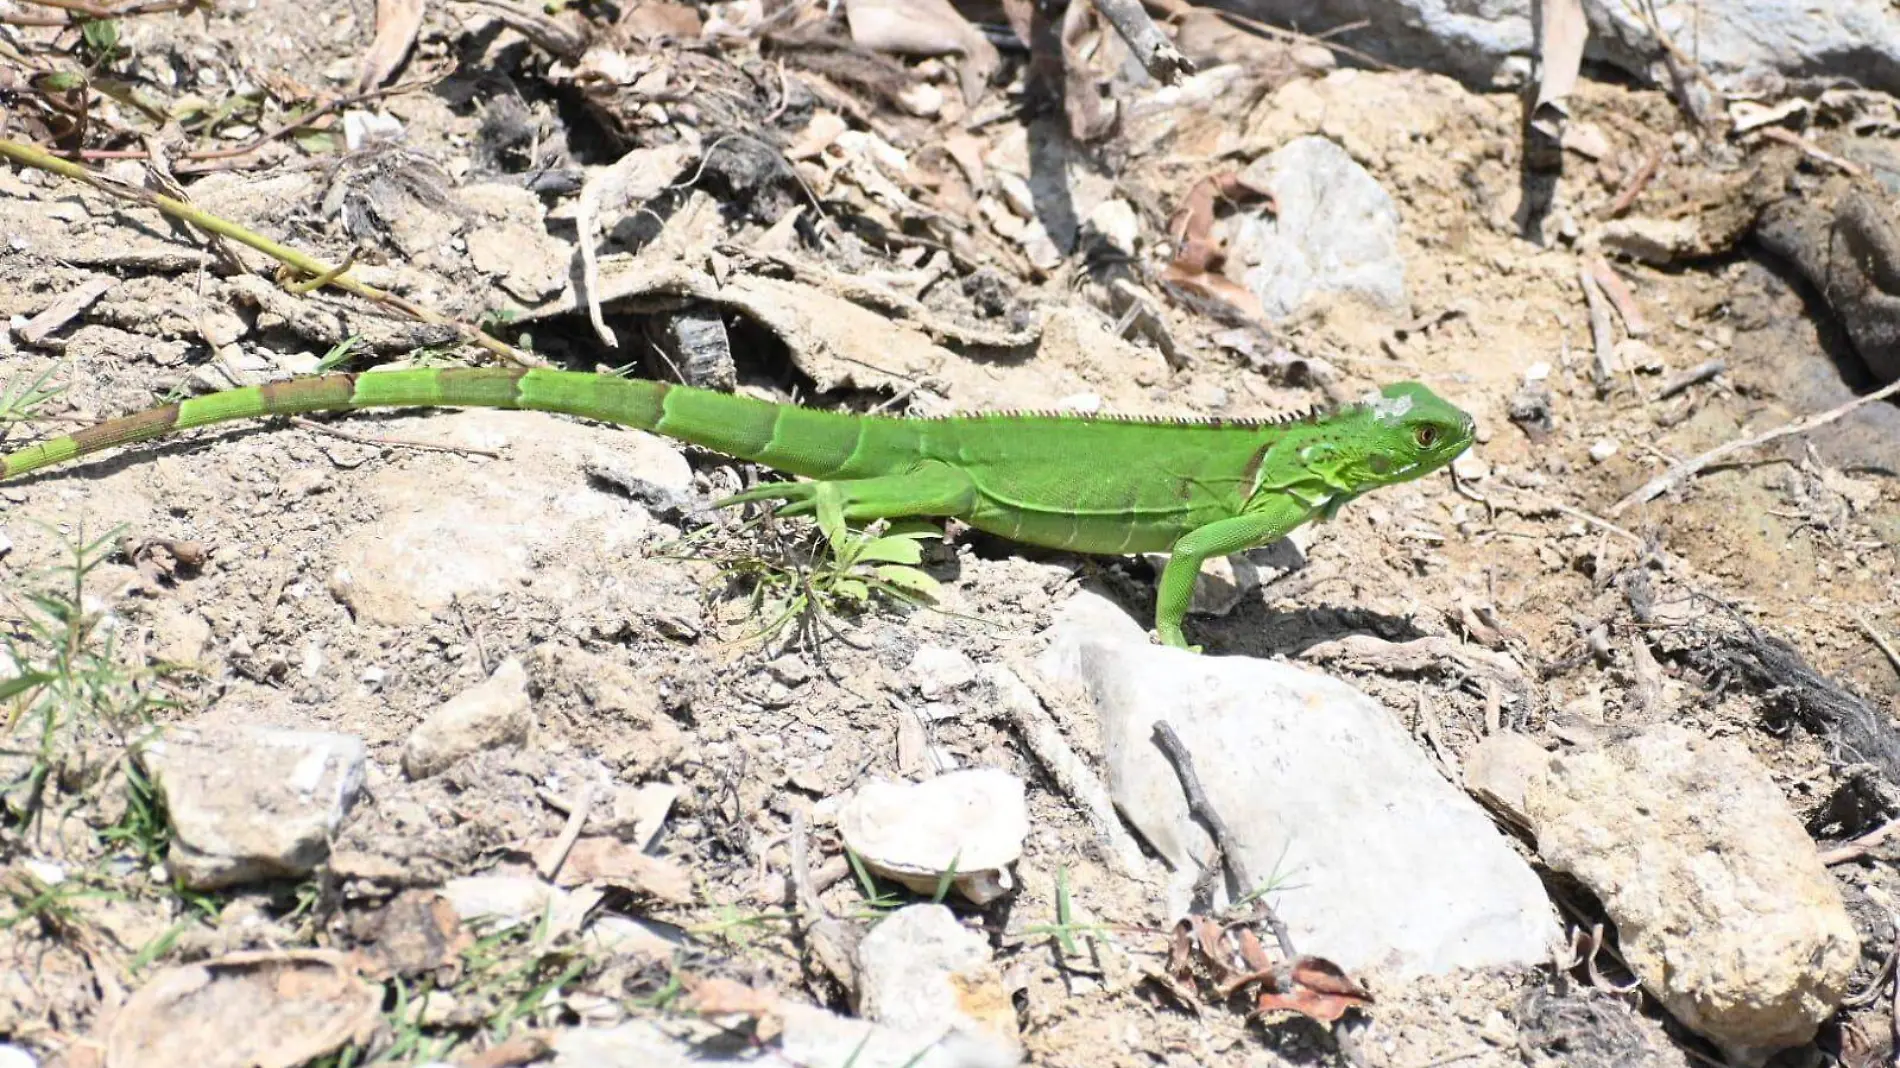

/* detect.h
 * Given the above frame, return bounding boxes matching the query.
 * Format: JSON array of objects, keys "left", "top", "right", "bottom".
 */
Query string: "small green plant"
[
  {"left": 0, "top": 868, "right": 121, "bottom": 933},
  {"left": 1016, "top": 866, "right": 1113, "bottom": 955},
  {"left": 324, "top": 901, "right": 599, "bottom": 1065},
  {"left": 315, "top": 335, "right": 367, "bottom": 373},
  {"left": 844, "top": 846, "right": 907, "bottom": 914},
  {"left": 706, "top": 497, "right": 942, "bottom": 652},
  {"left": 2, "top": 524, "right": 176, "bottom": 829},
  {"left": 0, "top": 364, "right": 66, "bottom": 432},
  {"left": 100, "top": 761, "right": 170, "bottom": 868},
  {"left": 77, "top": 19, "right": 121, "bottom": 61}
]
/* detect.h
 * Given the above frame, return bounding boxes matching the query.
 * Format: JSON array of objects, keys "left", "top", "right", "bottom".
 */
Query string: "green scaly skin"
[{"left": 0, "top": 368, "right": 1476, "bottom": 649}]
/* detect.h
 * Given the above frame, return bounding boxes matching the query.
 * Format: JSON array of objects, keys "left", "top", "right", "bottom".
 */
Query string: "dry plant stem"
[
  {"left": 1821, "top": 816, "right": 1900, "bottom": 866},
  {"left": 287, "top": 417, "right": 504, "bottom": 459},
  {"left": 1089, "top": 0, "right": 1192, "bottom": 84},
  {"left": 1150, "top": 724, "right": 1370, "bottom": 1062},
  {"left": 78, "top": 67, "right": 453, "bottom": 171},
  {"left": 996, "top": 661, "right": 1150, "bottom": 878},
  {"left": 0, "top": 137, "right": 542, "bottom": 368},
  {"left": 1606, "top": 143, "right": 1665, "bottom": 216},
  {"left": 1611, "top": 378, "right": 1900, "bottom": 515},
  {"left": 1150, "top": 721, "right": 1256, "bottom": 899},
  {"left": 1587, "top": 256, "right": 1647, "bottom": 337},
  {"left": 535, "top": 785, "right": 594, "bottom": 880},
  {"left": 1655, "top": 358, "right": 1725, "bottom": 400},
  {"left": 1855, "top": 612, "right": 1900, "bottom": 679},
  {"left": 1756, "top": 126, "right": 1866, "bottom": 177},
  {"left": 1579, "top": 265, "right": 1617, "bottom": 397}
]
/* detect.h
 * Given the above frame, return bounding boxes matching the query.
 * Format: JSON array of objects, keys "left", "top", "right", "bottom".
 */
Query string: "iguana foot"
[{"left": 1155, "top": 625, "right": 1202, "bottom": 653}]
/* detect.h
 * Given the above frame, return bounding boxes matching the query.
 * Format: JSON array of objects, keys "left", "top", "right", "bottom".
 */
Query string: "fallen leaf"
[
  {"left": 365, "top": 889, "right": 470, "bottom": 978},
  {"left": 549, "top": 836, "right": 695, "bottom": 904},
  {"left": 842, "top": 0, "right": 999, "bottom": 105},
  {"left": 1161, "top": 172, "right": 1271, "bottom": 320},
  {"left": 685, "top": 975, "right": 782, "bottom": 1017},
  {"left": 1530, "top": 0, "right": 1586, "bottom": 137},
  {"left": 459, "top": 1033, "right": 554, "bottom": 1068},
  {"left": 104, "top": 950, "right": 379, "bottom": 1068},
  {"left": 357, "top": 0, "right": 425, "bottom": 92},
  {"left": 1254, "top": 956, "right": 1373, "bottom": 1025}
]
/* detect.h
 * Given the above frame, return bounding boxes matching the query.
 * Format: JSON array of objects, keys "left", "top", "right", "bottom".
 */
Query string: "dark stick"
[
  {"left": 1089, "top": 0, "right": 1194, "bottom": 85},
  {"left": 1655, "top": 358, "right": 1725, "bottom": 400},
  {"left": 1152, "top": 722, "right": 1368, "bottom": 1067}
]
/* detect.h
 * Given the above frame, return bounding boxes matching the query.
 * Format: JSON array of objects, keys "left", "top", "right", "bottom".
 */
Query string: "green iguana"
[{"left": 0, "top": 368, "right": 1475, "bottom": 649}]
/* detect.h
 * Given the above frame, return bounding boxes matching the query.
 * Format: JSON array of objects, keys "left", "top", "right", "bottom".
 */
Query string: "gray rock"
[
  {"left": 438, "top": 875, "right": 555, "bottom": 929},
  {"left": 1233, "top": 136, "right": 1406, "bottom": 322},
  {"left": 1526, "top": 725, "right": 1859, "bottom": 1065},
  {"left": 1036, "top": 591, "right": 1558, "bottom": 977},
  {"left": 403, "top": 657, "right": 532, "bottom": 779},
  {"left": 140, "top": 726, "right": 365, "bottom": 890},
  {"left": 580, "top": 432, "right": 695, "bottom": 518},
  {"left": 838, "top": 770, "right": 1028, "bottom": 906},
  {"left": 906, "top": 645, "right": 978, "bottom": 699},
  {"left": 550, "top": 1022, "right": 703, "bottom": 1067},
  {"left": 546, "top": 1006, "right": 1021, "bottom": 1067},
  {"left": 331, "top": 410, "right": 690, "bottom": 628},
  {"left": 779, "top": 1002, "right": 1022, "bottom": 1068},
  {"left": 857, "top": 905, "right": 1019, "bottom": 1062},
  {"left": 1227, "top": 0, "right": 1900, "bottom": 95}
]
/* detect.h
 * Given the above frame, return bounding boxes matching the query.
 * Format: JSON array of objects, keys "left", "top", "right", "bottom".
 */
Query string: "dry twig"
[
  {"left": 0, "top": 137, "right": 543, "bottom": 367},
  {"left": 1611, "top": 379, "right": 1900, "bottom": 515},
  {"left": 1655, "top": 358, "right": 1725, "bottom": 400},
  {"left": 1855, "top": 612, "right": 1900, "bottom": 680},
  {"left": 288, "top": 418, "right": 504, "bottom": 460},
  {"left": 1090, "top": 0, "right": 1192, "bottom": 84},
  {"left": 1578, "top": 265, "right": 1617, "bottom": 398},
  {"left": 1605, "top": 142, "right": 1665, "bottom": 217}
]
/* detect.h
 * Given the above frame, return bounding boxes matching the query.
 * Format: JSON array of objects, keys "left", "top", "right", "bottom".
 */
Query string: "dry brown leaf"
[
  {"left": 618, "top": 0, "right": 702, "bottom": 41},
  {"left": 1159, "top": 171, "right": 1271, "bottom": 319},
  {"left": 1531, "top": 0, "right": 1586, "bottom": 135},
  {"left": 104, "top": 951, "right": 379, "bottom": 1068},
  {"left": 549, "top": 836, "right": 695, "bottom": 904},
  {"left": 1160, "top": 263, "right": 1266, "bottom": 321},
  {"left": 1255, "top": 956, "right": 1373, "bottom": 1024},
  {"left": 357, "top": 0, "right": 426, "bottom": 92},
  {"left": 458, "top": 1033, "right": 553, "bottom": 1068},
  {"left": 1167, "top": 918, "right": 1197, "bottom": 980},
  {"left": 364, "top": 889, "right": 471, "bottom": 978},
  {"left": 842, "top": 0, "right": 999, "bottom": 105},
  {"left": 684, "top": 976, "right": 783, "bottom": 1017}
]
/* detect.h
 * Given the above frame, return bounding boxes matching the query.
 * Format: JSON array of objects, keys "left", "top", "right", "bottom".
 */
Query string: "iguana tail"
[{"left": 0, "top": 367, "right": 870, "bottom": 482}]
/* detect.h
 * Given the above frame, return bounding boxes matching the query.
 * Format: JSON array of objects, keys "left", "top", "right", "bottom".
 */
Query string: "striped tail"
[{"left": 0, "top": 367, "right": 872, "bottom": 482}]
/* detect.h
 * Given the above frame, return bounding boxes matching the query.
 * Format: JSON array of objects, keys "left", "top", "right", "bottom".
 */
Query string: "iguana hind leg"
[
  {"left": 715, "top": 460, "right": 977, "bottom": 522},
  {"left": 1155, "top": 497, "right": 1311, "bottom": 651}
]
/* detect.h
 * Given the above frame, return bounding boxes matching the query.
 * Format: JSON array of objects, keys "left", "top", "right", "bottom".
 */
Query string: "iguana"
[{"left": 0, "top": 368, "right": 1475, "bottom": 649}]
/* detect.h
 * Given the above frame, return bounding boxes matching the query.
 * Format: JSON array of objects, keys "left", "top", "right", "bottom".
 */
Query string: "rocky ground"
[{"left": 3, "top": 1, "right": 1900, "bottom": 1066}]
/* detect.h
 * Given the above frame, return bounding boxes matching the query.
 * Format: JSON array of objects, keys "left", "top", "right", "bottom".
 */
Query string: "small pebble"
[{"left": 1589, "top": 439, "right": 1619, "bottom": 463}]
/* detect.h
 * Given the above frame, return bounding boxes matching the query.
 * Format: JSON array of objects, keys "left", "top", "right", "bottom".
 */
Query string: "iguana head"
[{"left": 1346, "top": 380, "right": 1475, "bottom": 488}]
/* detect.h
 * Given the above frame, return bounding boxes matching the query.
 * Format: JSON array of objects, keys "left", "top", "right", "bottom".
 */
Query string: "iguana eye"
[{"left": 1414, "top": 424, "right": 1440, "bottom": 449}]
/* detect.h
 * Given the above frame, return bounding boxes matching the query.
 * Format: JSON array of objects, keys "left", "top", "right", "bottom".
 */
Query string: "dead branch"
[
  {"left": 1579, "top": 265, "right": 1617, "bottom": 398},
  {"left": 1091, "top": 0, "right": 1192, "bottom": 84},
  {"left": 1654, "top": 358, "right": 1725, "bottom": 400},
  {"left": 1610, "top": 378, "right": 1900, "bottom": 515}
]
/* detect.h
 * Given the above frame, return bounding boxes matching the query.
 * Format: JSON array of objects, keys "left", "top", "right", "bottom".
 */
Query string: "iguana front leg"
[
  {"left": 1155, "top": 496, "right": 1312, "bottom": 651},
  {"left": 715, "top": 460, "right": 977, "bottom": 521}
]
